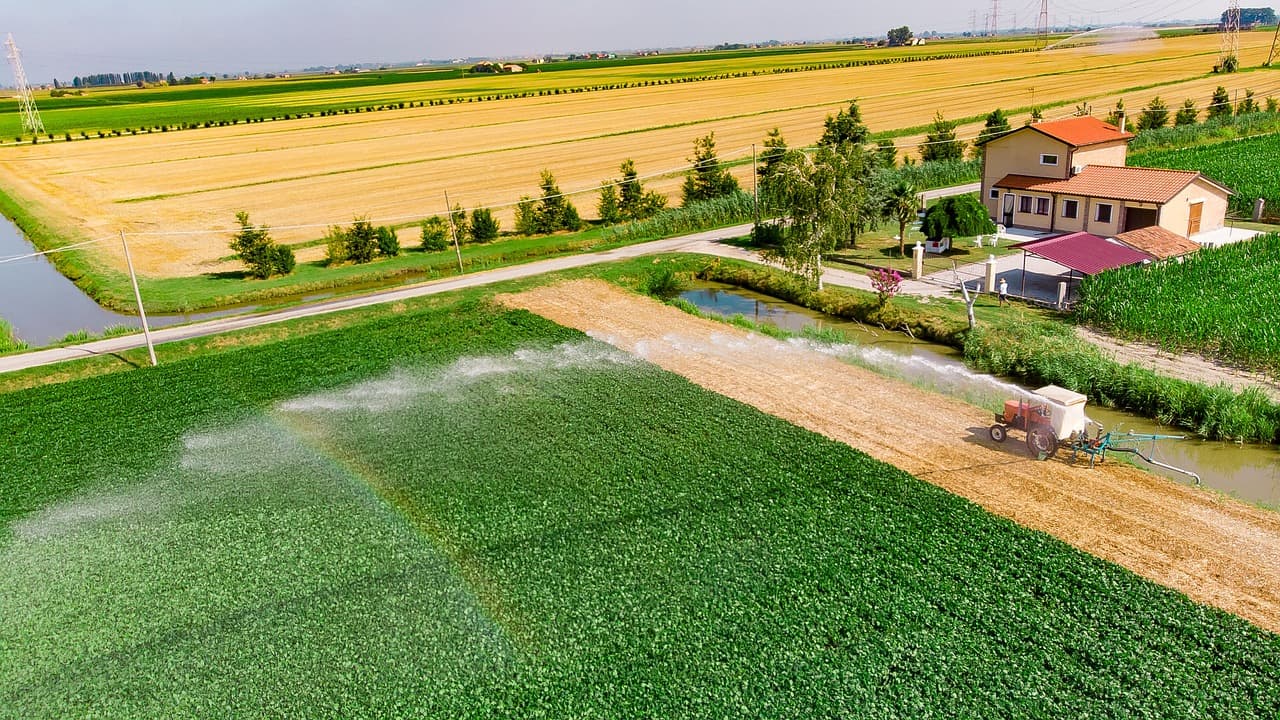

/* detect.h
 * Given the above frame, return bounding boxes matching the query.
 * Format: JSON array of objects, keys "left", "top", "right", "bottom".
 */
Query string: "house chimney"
[{"left": 1118, "top": 112, "right": 1126, "bottom": 133}]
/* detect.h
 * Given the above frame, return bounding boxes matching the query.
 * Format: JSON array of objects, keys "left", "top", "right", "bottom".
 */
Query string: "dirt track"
[{"left": 500, "top": 280, "right": 1280, "bottom": 635}]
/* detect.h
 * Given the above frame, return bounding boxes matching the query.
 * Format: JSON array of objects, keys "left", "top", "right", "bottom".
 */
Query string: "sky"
[{"left": 4, "top": 0, "right": 1230, "bottom": 83}]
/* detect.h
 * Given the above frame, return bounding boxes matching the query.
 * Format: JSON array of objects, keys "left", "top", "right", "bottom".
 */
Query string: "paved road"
[{"left": 0, "top": 182, "right": 985, "bottom": 375}]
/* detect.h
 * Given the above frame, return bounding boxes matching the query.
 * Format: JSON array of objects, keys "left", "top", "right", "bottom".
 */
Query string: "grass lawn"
[
  {"left": 3, "top": 287, "right": 1279, "bottom": 717},
  {"left": 824, "top": 220, "right": 1021, "bottom": 276}
]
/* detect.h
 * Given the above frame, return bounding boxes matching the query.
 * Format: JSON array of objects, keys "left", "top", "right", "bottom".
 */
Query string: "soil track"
[{"left": 501, "top": 280, "right": 1280, "bottom": 634}]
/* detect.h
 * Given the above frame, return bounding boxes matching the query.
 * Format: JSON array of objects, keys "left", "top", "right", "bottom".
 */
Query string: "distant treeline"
[{"left": 56, "top": 72, "right": 213, "bottom": 89}]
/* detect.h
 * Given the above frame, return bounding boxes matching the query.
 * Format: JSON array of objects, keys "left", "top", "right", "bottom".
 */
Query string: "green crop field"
[
  {"left": 1130, "top": 132, "right": 1280, "bottom": 218},
  {"left": 0, "top": 38, "right": 1035, "bottom": 137},
  {"left": 3, "top": 294, "right": 1279, "bottom": 717},
  {"left": 1076, "top": 232, "right": 1280, "bottom": 375}
]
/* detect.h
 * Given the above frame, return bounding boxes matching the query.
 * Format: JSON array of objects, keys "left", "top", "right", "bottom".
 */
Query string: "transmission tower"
[
  {"left": 1220, "top": 0, "right": 1241, "bottom": 69},
  {"left": 1266, "top": 13, "right": 1279, "bottom": 65},
  {"left": 1036, "top": 0, "right": 1050, "bottom": 47},
  {"left": 989, "top": 0, "right": 1000, "bottom": 36},
  {"left": 4, "top": 33, "right": 45, "bottom": 137}
]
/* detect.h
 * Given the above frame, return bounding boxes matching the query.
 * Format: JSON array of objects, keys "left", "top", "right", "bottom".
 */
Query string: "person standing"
[{"left": 998, "top": 277, "right": 1008, "bottom": 306}]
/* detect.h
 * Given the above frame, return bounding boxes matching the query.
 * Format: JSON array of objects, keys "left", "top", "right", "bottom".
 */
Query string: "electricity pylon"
[{"left": 4, "top": 33, "right": 45, "bottom": 137}]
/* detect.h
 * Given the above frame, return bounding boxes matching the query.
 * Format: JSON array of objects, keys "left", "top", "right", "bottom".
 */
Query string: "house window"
[
  {"left": 1040, "top": 153, "right": 1059, "bottom": 166},
  {"left": 1062, "top": 199, "right": 1079, "bottom": 219},
  {"left": 1035, "top": 197, "right": 1050, "bottom": 215},
  {"left": 989, "top": 188, "right": 1000, "bottom": 200},
  {"left": 1095, "top": 203, "right": 1113, "bottom": 224},
  {"left": 1019, "top": 195, "right": 1033, "bottom": 213}
]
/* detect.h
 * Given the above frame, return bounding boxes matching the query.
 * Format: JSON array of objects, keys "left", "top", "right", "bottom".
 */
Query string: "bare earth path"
[
  {"left": 501, "top": 280, "right": 1280, "bottom": 635},
  {"left": 1077, "top": 327, "right": 1280, "bottom": 402}
]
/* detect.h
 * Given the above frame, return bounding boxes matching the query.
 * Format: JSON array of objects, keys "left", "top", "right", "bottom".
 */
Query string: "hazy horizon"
[{"left": 5, "top": 0, "right": 1229, "bottom": 84}]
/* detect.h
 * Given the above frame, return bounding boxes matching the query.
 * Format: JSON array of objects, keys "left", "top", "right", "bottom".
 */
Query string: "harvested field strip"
[
  {"left": 501, "top": 280, "right": 1280, "bottom": 635},
  {"left": 1, "top": 33, "right": 1275, "bottom": 278},
  {"left": 4, "top": 298, "right": 1280, "bottom": 715}
]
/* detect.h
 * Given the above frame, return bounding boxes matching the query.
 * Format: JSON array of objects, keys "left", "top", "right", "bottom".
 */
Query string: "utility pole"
[
  {"left": 751, "top": 144, "right": 760, "bottom": 228},
  {"left": 443, "top": 190, "right": 464, "bottom": 273},
  {"left": 119, "top": 231, "right": 157, "bottom": 367},
  {"left": 4, "top": 34, "right": 45, "bottom": 137}
]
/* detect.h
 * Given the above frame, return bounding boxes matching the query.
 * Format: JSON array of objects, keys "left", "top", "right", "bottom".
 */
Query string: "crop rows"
[
  {"left": 1130, "top": 132, "right": 1280, "bottom": 217},
  {"left": 0, "top": 30, "right": 1273, "bottom": 284},
  {"left": 1075, "top": 232, "right": 1280, "bottom": 375},
  {"left": 3, "top": 298, "right": 1279, "bottom": 716}
]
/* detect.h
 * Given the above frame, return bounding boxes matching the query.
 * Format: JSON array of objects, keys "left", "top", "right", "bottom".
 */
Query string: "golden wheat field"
[{"left": 0, "top": 32, "right": 1276, "bottom": 276}]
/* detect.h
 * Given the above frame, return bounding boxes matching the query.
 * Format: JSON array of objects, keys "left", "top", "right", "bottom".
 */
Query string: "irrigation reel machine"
[{"left": 988, "top": 385, "right": 1201, "bottom": 483}]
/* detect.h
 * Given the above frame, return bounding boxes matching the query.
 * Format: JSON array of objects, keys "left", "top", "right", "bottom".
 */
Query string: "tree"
[
  {"left": 973, "top": 108, "right": 1013, "bottom": 155},
  {"left": 1023, "top": 107, "right": 1045, "bottom": 126},
  {"left": 514, "top": 196, "right": 538, "bottom": 235},
  {"left": 887, "top": 26, "right": 914, "bottom": 46},
  {"left": 1105, "top": 98, "right": 1127, "bottom": 127},
  {"left": 420, "top": 217, "right": 450, "bottom": 251},
  {"left": 884, "top": 180, "right": 919, "bottom": 258},
  {"left": 762, "top": 144, "right": 878, "bottom": 287},
  {"left": 819, "top": 99, "right": 870, "bottom": 147},
  {"left": 535, "top": 170, "right": 582, "bottom": 232},
  {"left": 450, "top": 203, "right": 469, "bottom": 241},
  {"left": 1237, "top": 88, "right": 1260, "bottom": 115},
  {"left": 1225, "top": 7, "right": 1277, "bottom": 25},
  {"left": 344, "top": 217, "right": 378, "bottom": 263},
  {"left": 920, "top": 112, "right": 963, "bottom": 162},
  {"left": 1138, "top": 96, "right": 1170, "bottom": 130},
  {"left": 875, "top": 139, "right": 897, "bottom": 167},
  {"left": 166, "top": 71, "right": 176, "bottom": 85},
  {"left": 758, "top": 128, "right": 789, "bottom": 179},
  {"left": 470, "top": 208, "right": 499, "bottom": 241},
  {"left": 375, "top": 225, "right": 400, "bottom": 256},
  {"left": 1208, "top": 86, "right": 1233, "bottom": 120},
  {"left": 229, "top": 211, "right": 294, "bottom": 278},
  {"left": 324, "top": 225, "right": 348, "bottom": 265},
  {"left": 921, "top": 195, "right": 995, "bottom": 243},
  {"left": 597, "top": 182, "right": 622, "bottom": 224},
  {"left": 869, "top": 267, "right": 903, "bottom": 306},
  {"left": 681, "top": 133, "right": 740, "bottom": 205},
  {"left": 1174, "top": 98, "right": 1199, "bottom": 126},
  {"left": 618, "top": 159, "right": 666, "bottom": 220}
]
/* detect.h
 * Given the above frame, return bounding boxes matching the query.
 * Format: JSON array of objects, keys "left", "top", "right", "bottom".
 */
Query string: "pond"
[{"left": 680, "top": 281, "right": 1280, "bottom": 509}]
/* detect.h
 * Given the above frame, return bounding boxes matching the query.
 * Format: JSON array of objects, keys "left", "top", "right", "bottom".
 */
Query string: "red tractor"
[{"left": 988, "top": 386, "right": 1089, "bottom": 459}]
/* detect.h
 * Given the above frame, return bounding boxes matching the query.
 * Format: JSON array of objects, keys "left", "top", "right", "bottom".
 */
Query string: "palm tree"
[{"left": 885, "top": 180, "right": 919, "bottom": 258}]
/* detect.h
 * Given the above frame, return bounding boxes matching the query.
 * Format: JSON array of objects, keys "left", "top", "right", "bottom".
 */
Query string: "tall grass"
[
  {"left": 1128, "top": 111, "right": 1280, "bottom": 153},
  {"left": 601, "top": 191, "right": 755, "bottom": 244},
  {"left": 963, "top": 321, "right": 1280, "bottom": 443},
  {"left": 0, "top": 319, "right": 27, "bottom": 354},
  {"left": 1075, "top": 233, "right": 1280, "bottom": 375},
  {"left": 876, "top": 158, "right": 982, "bottom": 190}
]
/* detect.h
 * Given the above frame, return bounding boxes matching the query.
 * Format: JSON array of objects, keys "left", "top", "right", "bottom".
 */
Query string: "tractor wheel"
[
  {"left": 1027, "top": 427, "right": 1059, "bottom": 459},
  {"left": 989, "top": 425, "right": 1007, "bottom": 443}
]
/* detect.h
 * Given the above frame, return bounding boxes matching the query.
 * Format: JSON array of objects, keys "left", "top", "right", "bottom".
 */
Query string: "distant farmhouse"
[{"left": 981, "top": 116, "right": 1230, "bottom": 249}]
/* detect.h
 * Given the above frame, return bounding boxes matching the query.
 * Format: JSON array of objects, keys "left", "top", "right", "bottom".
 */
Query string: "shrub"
[
  {"left": 229, "top": 211, "right": 294, "bottom": 278},
  {"left": 345, "top": 218, "right": 378, "bottom": 263},
  {"left": 376, "top": 226, "right": 401, "bottom": 257},
  {"left": 324, "top": 225, "right": 349, "bottom": 265},
  {"left": 469, "top": 208, "right": 500, "bottom": 242},
  {"left": 420, "top": 217, "right": 450, "bottom": 251}
]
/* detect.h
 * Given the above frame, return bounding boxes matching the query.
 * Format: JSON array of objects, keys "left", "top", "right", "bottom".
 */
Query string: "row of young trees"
[{"left": 1107, "top": 86, "right": 1279, "bottom": 132}]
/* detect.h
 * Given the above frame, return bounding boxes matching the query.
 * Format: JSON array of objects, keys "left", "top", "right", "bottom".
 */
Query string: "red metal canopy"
[{"left": 1013, "top": 232, "right": 1154, "bottom": 276}]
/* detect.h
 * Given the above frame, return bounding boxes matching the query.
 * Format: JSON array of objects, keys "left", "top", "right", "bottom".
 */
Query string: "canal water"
[
  {"left": 681, "top": 281, "right": 1280, "bottom": 508},
  {"left": 0, "top": 215, "right": 234, "bottom": 346}
]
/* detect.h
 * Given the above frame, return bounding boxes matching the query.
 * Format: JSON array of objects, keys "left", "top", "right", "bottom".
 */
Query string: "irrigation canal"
[
  {"left": 0, "top": 216, "right": 233, "bottom": 346},
  {"left": 681, "top": 282, "right": 1280, "bottom": 510}
]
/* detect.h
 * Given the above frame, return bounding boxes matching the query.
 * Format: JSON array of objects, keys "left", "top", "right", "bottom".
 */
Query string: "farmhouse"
[{"left": 981, "top": 116, "right": 1231, "bottom": 242}]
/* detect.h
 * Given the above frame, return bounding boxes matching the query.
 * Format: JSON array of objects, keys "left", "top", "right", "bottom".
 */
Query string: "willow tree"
[{"left": 762, "top": 145, "right": 868, "bottom": 289}]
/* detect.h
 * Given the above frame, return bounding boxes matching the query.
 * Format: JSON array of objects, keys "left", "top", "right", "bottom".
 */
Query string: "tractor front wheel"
[
  {"left": 1027, "top": 427, "right": 1059, "bottom": 459},
  {"left": 989, "top": 425, "right": 1007, "bottom": 443}
]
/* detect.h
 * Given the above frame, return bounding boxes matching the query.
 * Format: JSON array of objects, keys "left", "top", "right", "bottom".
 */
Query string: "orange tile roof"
[
  {"left": 1027, "top": 116, "right": 1134, "bottom": 147},
  {"left": 994, "top": 165, "right": 1215, "bottom": 204},
  {"left": 1115, "top": 227, "right": 1201, "bottom": 259}
]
